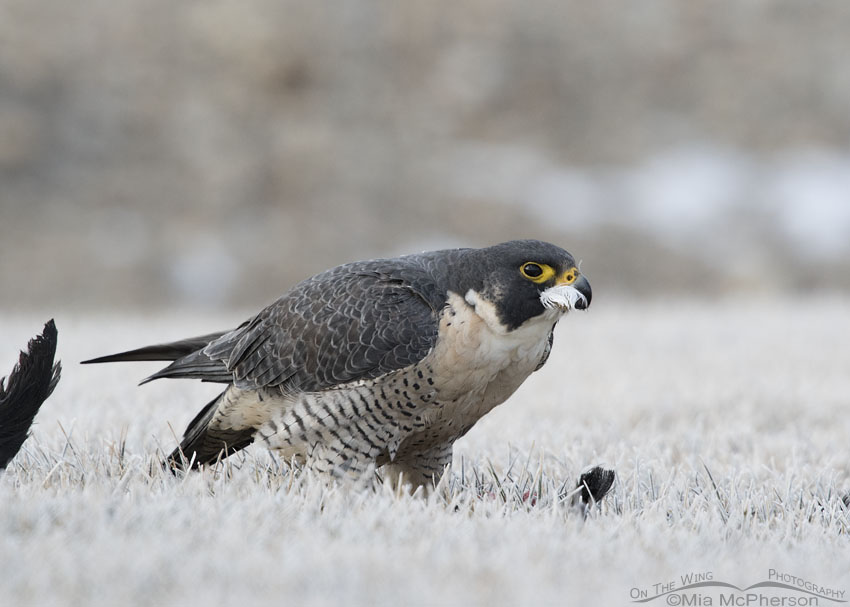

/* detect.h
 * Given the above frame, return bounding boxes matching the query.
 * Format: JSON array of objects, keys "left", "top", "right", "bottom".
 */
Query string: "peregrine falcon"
[{"left": 83, "top": 240, "right": 591, "bottom": 488}]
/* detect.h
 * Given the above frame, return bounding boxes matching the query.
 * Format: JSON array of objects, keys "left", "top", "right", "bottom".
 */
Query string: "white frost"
[{"left": 1, "top": 301, "right": 849, "bottom": 606}]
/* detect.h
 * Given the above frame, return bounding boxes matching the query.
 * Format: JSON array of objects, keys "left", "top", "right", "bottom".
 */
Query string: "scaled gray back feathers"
[{"left": 147, "top": 251, "right": 469, "bottom": 393}]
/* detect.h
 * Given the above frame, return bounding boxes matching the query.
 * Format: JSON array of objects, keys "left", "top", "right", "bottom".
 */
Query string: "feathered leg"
[{"left": 167, "top": 387, "right": 260, "bottom": 469}]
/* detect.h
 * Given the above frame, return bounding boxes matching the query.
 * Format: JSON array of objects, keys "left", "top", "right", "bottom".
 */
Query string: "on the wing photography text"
[{"left": 630, "top": 570, "right": 846, "bottom": 606}]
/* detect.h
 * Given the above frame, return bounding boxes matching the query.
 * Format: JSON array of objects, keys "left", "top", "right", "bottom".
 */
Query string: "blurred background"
[{"left": 2, "top": 0, "right": 849, "bottom": 312}]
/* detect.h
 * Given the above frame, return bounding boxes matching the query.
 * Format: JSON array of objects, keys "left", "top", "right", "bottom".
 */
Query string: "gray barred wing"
[{"left": 203, "top": 262, "right": 446, "bottom": 394}]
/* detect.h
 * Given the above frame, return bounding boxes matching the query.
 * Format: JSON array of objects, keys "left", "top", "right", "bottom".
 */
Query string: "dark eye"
[{"left": 522, "top": 263, "right": 543, "bottom": 278}]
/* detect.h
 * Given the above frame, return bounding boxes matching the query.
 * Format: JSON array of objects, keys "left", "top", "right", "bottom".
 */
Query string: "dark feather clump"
[
  {"left": 0, "top": 319, "right": 61, "bottom": 469},
  {"left": 577, "top": 466, "right": 615, "bottom": 504}
]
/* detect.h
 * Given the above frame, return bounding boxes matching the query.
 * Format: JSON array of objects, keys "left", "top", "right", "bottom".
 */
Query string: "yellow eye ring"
[{"left": 520, "top": 262, "right": 556, "bottom": 284}]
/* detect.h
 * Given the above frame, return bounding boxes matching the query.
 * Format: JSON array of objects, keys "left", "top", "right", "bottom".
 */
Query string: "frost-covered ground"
[{"left": 1, "top": 298, "right": 849, "bottom": 606}]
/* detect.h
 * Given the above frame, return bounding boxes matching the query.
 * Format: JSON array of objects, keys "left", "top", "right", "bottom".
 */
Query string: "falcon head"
[{"left": 457, "top": 240, "right": 592, "bottom": 332}]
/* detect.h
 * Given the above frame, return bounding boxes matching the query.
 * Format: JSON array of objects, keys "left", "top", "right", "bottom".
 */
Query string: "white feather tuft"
[{"left": 539, "top": 284, "right": 587, "bottom": 312}]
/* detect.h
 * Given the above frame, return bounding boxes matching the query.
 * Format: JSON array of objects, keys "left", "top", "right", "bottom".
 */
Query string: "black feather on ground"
[
  {"left": 0, "top": 319, "right": 61, "bottom": 469},
  {"left": 577, "top": 466, "right": 615, "bottom": 505}
]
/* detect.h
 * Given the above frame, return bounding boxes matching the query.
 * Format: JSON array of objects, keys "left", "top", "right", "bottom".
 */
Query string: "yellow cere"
[
  {"left": 559, "top": 267, "right": 578, "bottom": 285},
  {"left": 520, "top": 262, "right": 556, "bottom": 284}
]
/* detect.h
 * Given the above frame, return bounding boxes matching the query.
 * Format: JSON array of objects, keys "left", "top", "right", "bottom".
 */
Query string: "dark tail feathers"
[
  {"left": 81, "top": 332, "right": 228, "bottom": 364},
  {"left": 82, "top": 332, "right": 234, "bottom": 385},
  {"left": 0, "top": 319, "right": 61, "bottom": 469}
]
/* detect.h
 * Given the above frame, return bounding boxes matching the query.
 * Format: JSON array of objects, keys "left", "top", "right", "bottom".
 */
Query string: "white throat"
[{"left": 462, "top": 288, "right": 560, "bottom": 337}]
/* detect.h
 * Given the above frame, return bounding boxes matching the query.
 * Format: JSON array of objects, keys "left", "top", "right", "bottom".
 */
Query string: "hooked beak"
[{"left": 571, "top": 274, "right": 592, "bottom": 310}]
